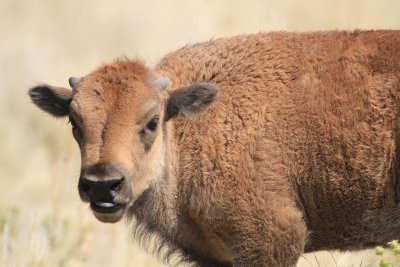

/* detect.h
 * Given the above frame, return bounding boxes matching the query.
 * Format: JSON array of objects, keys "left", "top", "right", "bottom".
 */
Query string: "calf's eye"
[{"left": 146, "top": 116, "right": 159, "bottom": 131}]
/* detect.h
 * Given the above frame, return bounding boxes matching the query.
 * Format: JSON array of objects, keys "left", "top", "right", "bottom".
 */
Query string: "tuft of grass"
[{"left": 375, "top": 240, "right": 400, "bottom": 267}]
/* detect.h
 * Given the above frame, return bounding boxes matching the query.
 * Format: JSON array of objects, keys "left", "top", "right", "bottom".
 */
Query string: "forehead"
[{"left": 70, "top": 60, "right": 159, "bottom": 117}]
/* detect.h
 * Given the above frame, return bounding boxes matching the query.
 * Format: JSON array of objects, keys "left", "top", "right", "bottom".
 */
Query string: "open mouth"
[
  {"left": 90, "top": 201, "right": 126, "bottom": 223},
  {"left": 90, "top": 201, "right": 124, "bottom": 214}
]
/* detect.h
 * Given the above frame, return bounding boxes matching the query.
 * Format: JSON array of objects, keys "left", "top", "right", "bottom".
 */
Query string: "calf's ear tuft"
[
  {"left": 165, "top": 83, "right": 219, "bottom": 121},
  {"left": 29, "top": 85, "right": 73, "bottom": 117}
]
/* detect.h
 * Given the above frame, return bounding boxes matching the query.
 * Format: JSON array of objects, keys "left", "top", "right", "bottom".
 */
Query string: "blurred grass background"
[{"left": 1, "top": 0, "right": 400, "bottom": 266}]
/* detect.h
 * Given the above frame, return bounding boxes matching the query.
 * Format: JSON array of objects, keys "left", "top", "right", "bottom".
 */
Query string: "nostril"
[
  {"left": 111, "top": 178, "right": 124, "bottom": 193},
  {"left": 80, "top": 179, "right": 91, "bottom": 194},
  {"left": 78, "top": 178, "right": 93, "bottom": 202}
]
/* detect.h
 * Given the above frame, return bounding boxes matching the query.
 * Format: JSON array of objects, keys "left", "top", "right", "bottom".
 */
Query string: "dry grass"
[{"left": 1, "top": 0, "right": 399, "bottom": 266}]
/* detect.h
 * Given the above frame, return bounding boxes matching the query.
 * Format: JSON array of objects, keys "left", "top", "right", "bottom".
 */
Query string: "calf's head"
[{"left": 29, "top": 60, "right": 218, "bottom": 223}]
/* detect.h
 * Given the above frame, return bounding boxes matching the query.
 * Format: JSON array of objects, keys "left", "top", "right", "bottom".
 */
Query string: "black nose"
[
  {"left": 79, "top": 177, "right": 124, "bottom": 202},
  {"left": 78, "top": 163, "right": 131, "bottom": 205}
]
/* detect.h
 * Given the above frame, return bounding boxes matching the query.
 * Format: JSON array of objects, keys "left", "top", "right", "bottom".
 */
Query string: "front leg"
[{"left": 228, "top": 194, "right": 307, "bottom": 266}]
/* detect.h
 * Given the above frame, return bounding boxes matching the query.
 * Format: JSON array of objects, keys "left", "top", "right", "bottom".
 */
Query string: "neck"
[{"left": 128, "top": 120, "right": 182, "bottom": 260}]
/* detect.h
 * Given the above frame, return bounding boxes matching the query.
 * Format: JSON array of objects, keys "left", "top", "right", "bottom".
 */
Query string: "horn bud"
[
  {"left": 154, "top": 77, "right": 170, "bottom": 91},
  {"left": 69, "top": 77, "right": 81, "bottom": 89}
]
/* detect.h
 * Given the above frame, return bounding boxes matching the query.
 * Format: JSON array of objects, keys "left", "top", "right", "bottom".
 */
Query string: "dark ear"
[
  {"left": 165, "top": 83, "right": 219, "bottom": 121},
  {"left": 29, "top": 85, "right": 73, "bottom": 117}
]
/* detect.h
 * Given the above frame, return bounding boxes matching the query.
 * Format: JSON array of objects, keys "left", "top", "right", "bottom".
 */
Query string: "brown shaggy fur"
[{"left": 29, "top": 30, "right": 400, "bottom": 266}]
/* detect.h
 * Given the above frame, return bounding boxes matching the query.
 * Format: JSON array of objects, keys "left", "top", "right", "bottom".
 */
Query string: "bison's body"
[{"left": 30, "top": 31, "right": 400, "bottom": 266}]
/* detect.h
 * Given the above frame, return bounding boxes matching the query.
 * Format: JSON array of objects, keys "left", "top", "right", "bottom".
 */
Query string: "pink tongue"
[{"left": 95, "top": 201, "right": 115, "bottom": 208}]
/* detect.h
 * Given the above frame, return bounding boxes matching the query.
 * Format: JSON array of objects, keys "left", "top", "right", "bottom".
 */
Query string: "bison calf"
[{"left": 29, "top": 30, "right": 400, "bottom": 266}]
